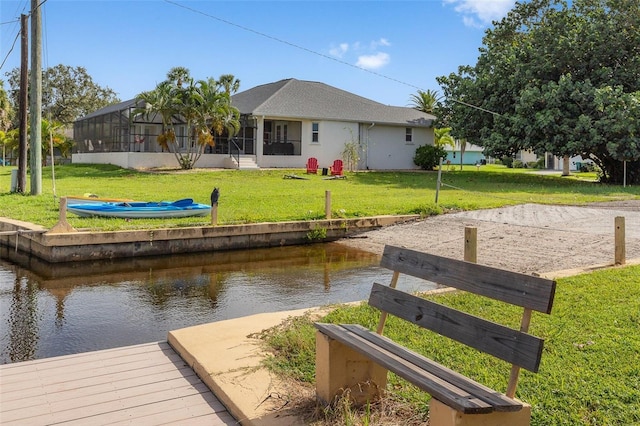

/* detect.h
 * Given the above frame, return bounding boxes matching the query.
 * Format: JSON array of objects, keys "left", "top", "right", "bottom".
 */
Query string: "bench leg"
[
  {"left": 315, "top": 331, "right": 388, "bottom": 406},
  {"left": 429, "top": 398, "right": 531, "bottom": 426}
]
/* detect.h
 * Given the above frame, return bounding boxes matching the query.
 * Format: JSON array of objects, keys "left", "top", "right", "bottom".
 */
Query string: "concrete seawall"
[{"left": 0, "top": 215, "right": 419, "bottom": 263}]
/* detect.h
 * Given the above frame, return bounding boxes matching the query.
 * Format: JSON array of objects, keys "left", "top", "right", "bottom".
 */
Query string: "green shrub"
[
  {"left": 413, "top": 145, "right": 447, "bottom": 170},
  {"left": 513, "top": 160, "right": 524, "bottom": 168},
  {"left": 409, "top": 203, "right": 443, "bottom": 217},
  {"left": 579, "top": 162, "right": 596, "bottom": 172},
  {"left": 306, "top": 227, "right": 327, "bottom": 241},
  {"left": 501, "top": 156, "right": 514, "bottom": 168}
]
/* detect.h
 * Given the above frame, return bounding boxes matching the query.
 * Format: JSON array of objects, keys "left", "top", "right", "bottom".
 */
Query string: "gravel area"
[{"left": 338, "top": 201, "right": 640, "bottom": 276}]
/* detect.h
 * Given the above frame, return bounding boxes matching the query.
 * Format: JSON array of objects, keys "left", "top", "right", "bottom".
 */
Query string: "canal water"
[{"left": 0, "top": 243, "right": 436, "bottom": 365}]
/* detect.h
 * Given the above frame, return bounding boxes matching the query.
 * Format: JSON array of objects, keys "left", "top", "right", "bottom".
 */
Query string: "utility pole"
[
  {"left": 30, "top": 0, "right": 42, "bottom": 195},
  {"left": 17, "top": 14, "right": 28, "bottom": 193}
]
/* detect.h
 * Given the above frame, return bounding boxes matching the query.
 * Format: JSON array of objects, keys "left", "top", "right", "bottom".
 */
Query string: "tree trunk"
[
  {"left": 562, "top": 155, "right": 570, "bottom": 176},
  {"left": 459, "top": 140, "right": 467, "bottom": 170}
]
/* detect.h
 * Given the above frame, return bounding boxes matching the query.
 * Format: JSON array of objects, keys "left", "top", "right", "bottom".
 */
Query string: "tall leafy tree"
[
  {"left": 0, "top": 81, "right": 13, "bottom": 164},
  {"left": 133, "top": 68, "right": 240, "bottom": 169},
  {"left": 437, "top": 0, "right": 640, "bottom": 184},
  {"left": 1, "top": 118, "right": 71, "bottom": 163},
  {"left": 0, "top": 81, "right": 13, "bottom": 132},
  {"left": 5, "top": 64, "right": 119, "bottom": 126}
]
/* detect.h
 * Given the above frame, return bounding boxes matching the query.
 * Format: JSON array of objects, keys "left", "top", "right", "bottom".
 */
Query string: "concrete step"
[{"left": 237, "top": 156, "right": 259, "bottom": 170}]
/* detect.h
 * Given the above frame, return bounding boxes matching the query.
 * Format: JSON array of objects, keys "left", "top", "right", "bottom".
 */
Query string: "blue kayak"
[{"left": 67, "top": 198, "right": 211, "bottom": 219}]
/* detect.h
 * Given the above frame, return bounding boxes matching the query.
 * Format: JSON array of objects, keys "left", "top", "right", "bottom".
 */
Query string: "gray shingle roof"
[
  {"left": 231, "top": 78, "right": 435, "bottom": 127},
  {"left": 76, "top": 79, "right": 435, "bottom": 127},
  {"left": 77, "top": 99, "right": 140, "bottom": 121}
]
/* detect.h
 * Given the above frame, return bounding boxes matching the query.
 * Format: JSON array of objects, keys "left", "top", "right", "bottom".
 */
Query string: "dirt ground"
[{"left": 337, "top": 201, "right": 640, "bottom": 277}]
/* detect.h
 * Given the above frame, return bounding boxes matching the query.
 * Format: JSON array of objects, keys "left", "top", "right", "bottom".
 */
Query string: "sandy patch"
[{"left": 337, "top": 202, "right": 640, "bottom": 276}]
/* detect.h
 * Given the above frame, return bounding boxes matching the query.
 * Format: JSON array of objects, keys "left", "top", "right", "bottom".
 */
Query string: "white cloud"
[
  {"left": 329, "top": 43, "right": 349, "bottom": 58},
  {"left": 462, "top": 15, "right": 482, "bottom": 28},
  {"left": 329, "top": 38, "right": 391, "bottom": 69},
  {"left": 356, "top": 52, "right": 390, "bottom": 70},
  {"left": 444, "top": 0, "right": 516, "bottom": 27},
  {"left": 371, "top": 38, "right": 391, "bottom": 49}
]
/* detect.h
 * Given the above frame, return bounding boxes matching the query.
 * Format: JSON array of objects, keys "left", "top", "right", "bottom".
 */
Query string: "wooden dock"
[{"left": 0, "top": 341, "right": 236, "bottom": 425}]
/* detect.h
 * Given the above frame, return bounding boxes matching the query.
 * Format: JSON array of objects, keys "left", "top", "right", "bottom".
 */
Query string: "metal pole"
[{"left": 435, "top": 157, "right": 443, "bottom": 204}]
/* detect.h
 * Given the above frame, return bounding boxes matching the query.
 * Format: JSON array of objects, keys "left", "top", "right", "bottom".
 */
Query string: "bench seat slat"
[
  {"left": 341, "top": 324, "right": 522, "bottom": 412},
  {"left": 369, "top": 283, "right": 545, "bottom": 372},
  {"left": 315, "top": 323, "right": 522, "bottom": 414},
  {"left": 381, "top": 246, "right": 556, "bottom": 313}
]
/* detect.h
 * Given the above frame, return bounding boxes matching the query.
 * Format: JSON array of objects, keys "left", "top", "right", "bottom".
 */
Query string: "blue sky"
[{"left": 1, "top": 0, "right": 517, "bottom": 107}]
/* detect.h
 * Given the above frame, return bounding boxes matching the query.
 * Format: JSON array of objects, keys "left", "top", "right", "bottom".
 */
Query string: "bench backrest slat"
[
  {"left": 369, "top": 283, "right": 545, "bottom": 372},
  {"left": 380, "top": 246, "right": 556, "bottom": 313}
]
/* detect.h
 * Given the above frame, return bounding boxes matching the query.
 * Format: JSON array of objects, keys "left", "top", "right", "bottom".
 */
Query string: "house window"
[
  {"left": 312, "top": 122, "right": 319, "bottom": 142},
  {"left": 405, "top": 128, "right": 413, "bottom": 143}
]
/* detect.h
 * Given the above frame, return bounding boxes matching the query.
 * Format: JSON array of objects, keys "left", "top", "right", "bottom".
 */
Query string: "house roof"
[
  {"left": 76, "top": 79, "right": 435, "bottom": 127},
  {"left": 77, "top": 99, "right": 140, "bottom": 121},
  {"left": 231, "top": 78, "right": 435, "bottom": 127}
]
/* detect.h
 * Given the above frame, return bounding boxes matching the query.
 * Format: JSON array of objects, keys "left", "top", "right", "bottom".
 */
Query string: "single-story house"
[
  {"left": 72, "top": 78, "right": 436, "bottom": 170},
  {"left": 444, "top": 140, "right": 486, "bottom": 165}
]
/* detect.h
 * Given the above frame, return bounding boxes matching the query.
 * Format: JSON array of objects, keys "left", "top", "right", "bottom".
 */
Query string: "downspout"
[{"left": 366, "top": 123, "right": 374, "bottom": 170}]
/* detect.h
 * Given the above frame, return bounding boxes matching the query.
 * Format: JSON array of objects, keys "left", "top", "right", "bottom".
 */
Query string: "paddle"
[{"left": 171, "top": 198, "right": 194, "bottom": 207}]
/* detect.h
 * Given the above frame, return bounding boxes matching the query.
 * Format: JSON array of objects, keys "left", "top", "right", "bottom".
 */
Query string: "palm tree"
[
  {"left": 41, "top": 119, "right": 72, "bottom": 161},
  {"left": 218, "top": 74, "right": 241, "bottom": 95},
  {"left": 434, "top": 127, "right": 456, "bottom": 170},
  {"left": 166, "top": 67, "right": 190, "bottom": 87},
  {"left": 434, "top": 127, "right": 455, "bottom": 149},
  {"left": 132, "top": 71, "right": 241, "bottom": 169},
  {"left": 409, "top": 89, "right": 442, "bottom": 114}
]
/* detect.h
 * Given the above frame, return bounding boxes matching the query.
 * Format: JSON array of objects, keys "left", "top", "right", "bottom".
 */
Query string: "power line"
[
  {"left": 0, "top": 18, "right": 21, "bottom": 26},
  {"left": 0, "top": 29, "right": 20, "bottom": 71},
  {"left": 163, "top": 0, "right": 425, "bottom": 92},
  {"left": 162, "top": 0, "right": 500, "bottom": 117},
  {"left": 1, "top": 0, "right": 49, "bottom": 72}
]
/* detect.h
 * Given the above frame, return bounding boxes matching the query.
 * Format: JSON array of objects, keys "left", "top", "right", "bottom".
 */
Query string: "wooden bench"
[{"left": 315, "top": 245, "right": 556, "bottom": 426}]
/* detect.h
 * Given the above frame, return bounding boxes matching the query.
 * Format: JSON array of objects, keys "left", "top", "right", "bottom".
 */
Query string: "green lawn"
[
  {"left": 1, "top": 164, "right": 637, "bottom": 230},
  {"left": 259, "top": 265, "right": 640, "bottom": 425}
]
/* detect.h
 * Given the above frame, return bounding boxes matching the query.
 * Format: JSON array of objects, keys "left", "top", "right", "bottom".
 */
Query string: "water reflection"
[
  {"left": 6, "top": 274, "right": 40, "bottom": 362},
  {"left": 0, "top": 244, "right": 436, "bottom": 364}
]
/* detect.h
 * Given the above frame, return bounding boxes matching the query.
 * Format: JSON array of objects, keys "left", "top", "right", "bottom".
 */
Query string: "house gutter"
[{"left": 366, "top": 123, "right": 375, "bottom": 170}]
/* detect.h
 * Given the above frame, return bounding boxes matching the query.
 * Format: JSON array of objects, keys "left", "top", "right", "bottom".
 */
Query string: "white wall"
[
  {"left": 73, "top": 152, "right": 229, "bottom": 169},
  {"left": 73, "top": 120, "right": 435, "bottom": 171},
  {"left": 308, "top": 121, "right": 357, "bottom": 169},
  {"left": 255, "top": 119, "right": 355, "bottom": 170},
  {"left": 552, "top": 155, "right": 592, "bottom": 171},
  {"left": 365, "top": 126, "right": 431, "bottom": 170}
]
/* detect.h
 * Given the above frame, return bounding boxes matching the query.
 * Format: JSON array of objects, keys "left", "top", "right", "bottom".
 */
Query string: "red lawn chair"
[
  {"left": 306, "top": 157, "right": 319, "bottom": 174},
  {"left": 330, "top": 159, "right": 343, "bottom": 176}
]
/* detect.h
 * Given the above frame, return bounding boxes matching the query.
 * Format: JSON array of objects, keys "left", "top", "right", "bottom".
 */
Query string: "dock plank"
[{"left": 0, "top": 341, "right": 234, "bottom": 425}]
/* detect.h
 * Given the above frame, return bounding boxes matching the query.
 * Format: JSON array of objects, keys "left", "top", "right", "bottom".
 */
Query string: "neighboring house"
[
  {"left": 444, "top": 140, "right": 485, "bottom": 165},
  {"left": 544, "top": 153, "right": 594, "bottom": 171},
  {"left": 72, "top": 79, "right": 436, "bottom": 170}
]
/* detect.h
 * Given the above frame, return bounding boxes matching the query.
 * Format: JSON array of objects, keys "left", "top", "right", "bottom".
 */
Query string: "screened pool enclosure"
[{"left": 73, "top": 100, "right": 256, "bottom": 157}]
